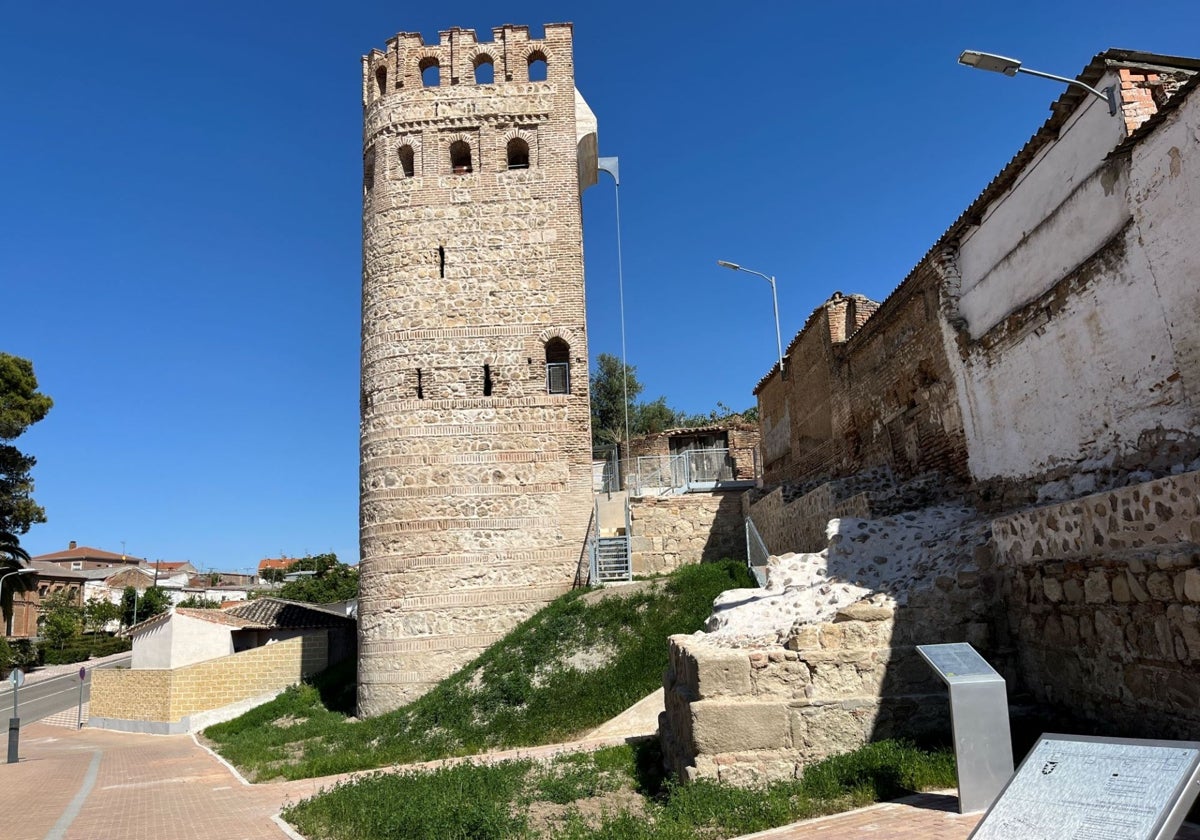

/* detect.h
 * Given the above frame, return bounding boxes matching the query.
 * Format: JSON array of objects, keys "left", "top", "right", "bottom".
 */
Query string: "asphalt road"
[{"left": 0, "top": 655, "right": 131, "bottom": 724}]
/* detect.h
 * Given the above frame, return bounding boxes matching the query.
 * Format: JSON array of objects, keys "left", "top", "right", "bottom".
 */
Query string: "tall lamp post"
[
  {"left": 717, "top": 260, "right": 785, "bottom": 377},
  {"left": 958, "top": 50, "right": 1120, "bottom": 116}
]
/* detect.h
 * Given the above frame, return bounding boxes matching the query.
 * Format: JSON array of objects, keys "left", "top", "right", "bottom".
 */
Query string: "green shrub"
[{"left": 41, "top": 634, "right": 131, "bottom": 665}]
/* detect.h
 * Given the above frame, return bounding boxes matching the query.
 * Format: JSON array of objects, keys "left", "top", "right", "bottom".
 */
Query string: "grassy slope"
[
  {"left": 204, "top": 561, "right": 754, "bottom": 780},
  {"left": 282, "top": 739, "right": 957, "bottom": 840}
]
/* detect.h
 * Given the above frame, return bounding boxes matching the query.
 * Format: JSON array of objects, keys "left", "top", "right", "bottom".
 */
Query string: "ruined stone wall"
[
  {"left": 358, "top": 24, "right": 596, "bottom": 715},
  {"left": 996, "top": 471, "right": 1200, "bottom": 739},
  {"left": 833, "top": 268, "right": 968, "bottom": 483},
  {"left": 744, "top": 483, "right": 872, "bottom": 556},
  {"left": 661, "top": 597, "right": 975, "bottom": 786},
  {"left": 629, "top": 493, "right": 745, "bottom": 575}
]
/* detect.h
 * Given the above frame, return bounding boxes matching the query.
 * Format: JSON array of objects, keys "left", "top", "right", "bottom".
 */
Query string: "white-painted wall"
[
  {"left": 946, "top": 81, "right": 1200, "bottom": 480},
  {"left": 131, "top": 613, "right": 235, "bottom": 669}
]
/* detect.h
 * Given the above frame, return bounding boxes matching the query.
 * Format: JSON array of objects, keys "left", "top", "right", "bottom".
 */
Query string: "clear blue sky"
[{"left": 4, "top": 1, "right": 1198, "bottom": 572}]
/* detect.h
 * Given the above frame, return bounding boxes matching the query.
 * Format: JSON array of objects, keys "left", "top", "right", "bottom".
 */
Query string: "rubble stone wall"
[{"left": 996, "top": 471, "right": 1200, "bottom": 738}]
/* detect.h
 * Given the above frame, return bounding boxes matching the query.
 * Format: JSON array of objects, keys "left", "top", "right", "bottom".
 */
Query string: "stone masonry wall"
[
  {"left": 629, "top": 493, "right": 745, "bottom": 575},
  {"left": 91, "top": 633, "right": 328, "bottom": 724},
  {"left": 995, "top": 470, "right": 1200, "bottom": 739},
  {"left": 661, "top": 599, "right": 961, "bottom": 786},
  {"left": 358, "top": 24, "right": 596, "bottom": 714},
  {"left": 745, "top": 483, "right": 873, "bottom": 556}
]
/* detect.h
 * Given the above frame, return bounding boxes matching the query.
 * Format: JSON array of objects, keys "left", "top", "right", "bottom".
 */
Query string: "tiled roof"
[
  {"left": 148, "top": 561, "right": 191, "bottom": 571},
  {"left": 258, "top": 558, "right": 297, "bottom": 572},
  {"left": 32, "top": 545, "right": 144, "bottom": 563},
  {"left": 125, "top": 607, "right": 269, "bottom": 636},
  {"left": 224, "top": 597, "right": 355, "bottom": 629},
  {"left": 30, "top": 561, "right": 153, "bottom": 582}
]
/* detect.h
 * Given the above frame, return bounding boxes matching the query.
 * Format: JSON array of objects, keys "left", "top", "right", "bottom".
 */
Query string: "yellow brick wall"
[{"left": 91, "top": 633, "right": 329, "bottom": 723}]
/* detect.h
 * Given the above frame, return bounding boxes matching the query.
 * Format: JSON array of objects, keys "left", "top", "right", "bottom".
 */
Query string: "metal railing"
[
  {"left": 745, "top": 516, "right": 770, "bottom": 588},
  {"left": 629, "top": 447, "right": 740, "bottom": 497}
]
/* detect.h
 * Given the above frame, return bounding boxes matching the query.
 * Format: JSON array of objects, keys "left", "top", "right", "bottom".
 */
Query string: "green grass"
[
  {"left": 281, "top": 739, "right": 957, "bottom": 840},
  {"left": 203, "top": 561, "right": 754, "bottom": 780}
]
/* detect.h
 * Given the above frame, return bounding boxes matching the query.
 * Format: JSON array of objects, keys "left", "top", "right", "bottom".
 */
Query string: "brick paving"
[{"left": 4, "top": 723, "right": 1200, "bottom": 840}]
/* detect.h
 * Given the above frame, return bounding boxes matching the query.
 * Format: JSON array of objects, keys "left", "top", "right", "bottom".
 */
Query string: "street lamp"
[
  {"left": 958, "top": 50, "right": 1120, "bottom": 116},
  {"left": 717, "top": 260, "right": 785, "bottom": 377},
  {"left": 0, "top": 568, "right": 35, "bottom": 636}
]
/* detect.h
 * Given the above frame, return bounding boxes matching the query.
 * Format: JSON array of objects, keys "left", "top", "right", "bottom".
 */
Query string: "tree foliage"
[
  {"left": 274, "top": 553, "right": 359, "bottom": 605},
  {"left": 83, "top": 598, "right": 123, "bottom": 633},
  {"left": 176, "top": 594, "right": 222, "bottom": 609},
  {"left": 121, "top": 586, "right": 171, "bottom": 627},
  {"left": 41, "top": 591, "right": 83, "bottom": 650},
  {"left": 589, "top": 353, "right": 757, "bottom": 446},
  {"left": 0, "top": 353, "right": 53, "bottom": 536},
  {"left": 0, "top": 530, "right": 34, "bottom": 631}
]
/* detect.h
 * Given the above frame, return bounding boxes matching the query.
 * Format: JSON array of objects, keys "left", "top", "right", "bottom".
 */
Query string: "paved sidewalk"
[{"left": 5, "top": 722, "right": 1200, "bottom": 840}]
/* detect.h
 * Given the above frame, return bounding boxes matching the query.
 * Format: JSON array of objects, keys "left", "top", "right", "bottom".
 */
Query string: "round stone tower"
[{"left": 358, "top": 23, "right": 599, "bottom": 715}]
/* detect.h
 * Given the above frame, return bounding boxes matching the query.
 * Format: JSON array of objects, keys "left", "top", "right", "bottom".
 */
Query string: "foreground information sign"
[{"left": 970, "top": 734, "right": 1200, "bottom": 840}]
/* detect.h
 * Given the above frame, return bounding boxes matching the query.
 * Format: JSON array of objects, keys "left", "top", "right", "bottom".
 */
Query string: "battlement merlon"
[{"left": 363, "top": 23, "right": 573, "bottom": 97}]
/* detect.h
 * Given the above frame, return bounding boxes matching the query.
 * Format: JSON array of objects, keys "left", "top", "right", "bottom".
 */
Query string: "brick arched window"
[
  {"left": 528, "top": 51, "right": 548, "bottom": 82},
  {"left": 545, "top": 338, "right": 570, "bottom": 394},
  {"left": 375, "top": 66, "right": 387, "bottom": 96},
  {"left": 506, "top": 138, "right": 530, "bottom": 170},
  {"left": 473, "top": 55, "right": 494, "bottom": 85},
  {"left": 450, "top": 140, "right": 473, "bottom": 174},
  {"left": 398, "top": 144, "right": 415, "bottom": 178},
  {"left": 419, "top": 57, "right": 440, "bottom": 88}
]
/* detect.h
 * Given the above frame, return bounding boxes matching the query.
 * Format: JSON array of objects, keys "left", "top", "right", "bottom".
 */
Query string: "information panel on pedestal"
[{"left": 970, "top": 734, "right": 1200, "bottom": 840}]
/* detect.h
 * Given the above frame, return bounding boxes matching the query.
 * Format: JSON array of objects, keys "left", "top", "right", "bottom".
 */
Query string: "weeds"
[{"left": 281, "top": 739, "right": 957, "bottom": 840}]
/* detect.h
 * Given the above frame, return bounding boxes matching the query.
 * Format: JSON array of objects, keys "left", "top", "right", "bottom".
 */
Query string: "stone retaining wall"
[
  {"left": 90, "top": 633, "right": 328, "bottom": 730},
  {"left": 661, "top": 595, "right": 990, "bottom": 785},
  {"left": 629, "top": 493, "right": 745, "bottom": 575},
  {"left": 996, "top": 470, "right": 1200, "bottom": 739},
  {"left": 745, "top": 483, "right": 873, "bottom": 556}
]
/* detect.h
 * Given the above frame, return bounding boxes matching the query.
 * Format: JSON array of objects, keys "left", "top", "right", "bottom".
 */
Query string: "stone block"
[
  {"left": 692, "top": 646, "right": 753, "bottom": 699},
  {"left": 691, "top": 700, "right": 790, "bottom": 754}
]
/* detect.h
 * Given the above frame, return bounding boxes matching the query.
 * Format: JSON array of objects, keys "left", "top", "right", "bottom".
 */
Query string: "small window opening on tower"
[
  {"left": 420, "top": 58, "right": 440, "bottom": 88},
  {"left": 450, "top": 140, "right": 473, "bottom": 174},
  {"left": 438, "top": 246, "right": 446, "bottom": 278},
  {"left": 545, "top": 338, "right": 570, "bottom": 394},
  {"left": 474, "top": 56, "right": 494, "bottom": 85},
  {"left": 528, "top": 52, "right": 548, "bottom": 82},
  {"left": 375, "top": 66, "right": 388, "bottom": 96},
  {"left": 506, "top": 138, "right": 530, "bottom": 170},
  {"left": 363, "top": 147, "right": 376, "bottom": 192},
  {"left": 483, "top": 364, "right": 493, "bottom": 396},
  {"left": 416, "top": 368, "right": 424, "bottom": 400},
  {"left": 398, "top": 144, "right": 415, "bottom": 178}
]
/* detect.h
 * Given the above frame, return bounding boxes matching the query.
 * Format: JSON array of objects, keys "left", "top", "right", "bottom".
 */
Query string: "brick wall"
[
  {"left": 629, "top": 493, "right": 745, "bottom": 575},
  {"left": 91, "top": 632, "right": 328, "bottom": 724}
]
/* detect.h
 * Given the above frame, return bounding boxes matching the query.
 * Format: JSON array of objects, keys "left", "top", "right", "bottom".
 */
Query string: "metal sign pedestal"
[{"left": 917, "top": 643, "right": 1014, "bottom": 813}]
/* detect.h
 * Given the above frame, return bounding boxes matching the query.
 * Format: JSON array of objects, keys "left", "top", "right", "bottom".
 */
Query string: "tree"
[
  {"left": 0, "top": 353, "right": 53, "bottom": 536},
  {"left": 276, "top": 553, "right": 359, "bottom": 605},
  {"left": 589, "top": 353, "right": 643, "bottom": 446},
  {"left": 1, "top": 530, "right": 34, "bottom": 632},
  {"left": 176, "top": 594, "right": 221, "bottom": 609},
  {"left": 83, "top": 598, "right": 123, "bottom": 633},
  {"left": 41, "top": 591, "right": 83, "bottom": 650},
  {"left": 120, "top": 586, "right": 170, "bottom": 627}
]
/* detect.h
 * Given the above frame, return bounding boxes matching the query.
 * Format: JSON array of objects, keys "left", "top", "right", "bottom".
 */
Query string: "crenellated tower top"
[{"left": 362, "top": 23, "right": 573, "bottom": 107}]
